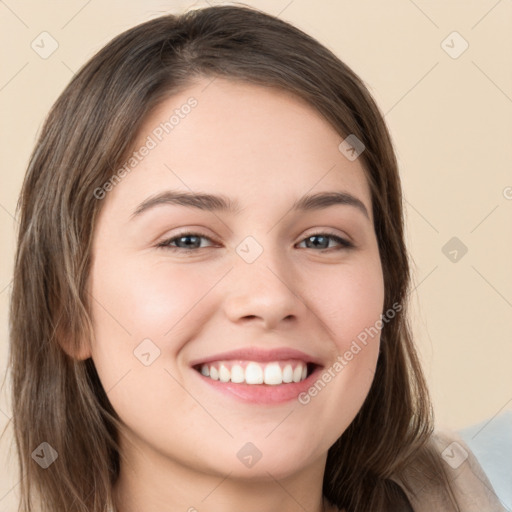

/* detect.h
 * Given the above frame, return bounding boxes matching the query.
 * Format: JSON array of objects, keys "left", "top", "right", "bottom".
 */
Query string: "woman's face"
[{"left": 87, "top": 77, "right": 384, "bottom": 481}]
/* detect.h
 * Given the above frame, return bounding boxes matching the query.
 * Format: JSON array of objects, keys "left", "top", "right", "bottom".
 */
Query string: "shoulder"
[{"left": 401, "top": 429, "right": 507, "bottom": 512}]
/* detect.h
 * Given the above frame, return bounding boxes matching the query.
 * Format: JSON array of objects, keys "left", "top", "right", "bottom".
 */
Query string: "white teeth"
[
  {"left": 230, "top": 364, "right": 245, "bottom": 383},
  {"left": 264, "top": 362, "right": 283, "bottom": 385},
  {"left": 245, "top": 362, "right": 264, "bottom": 384},
  {"left": 292, "top": 365, "right": 303, "bottom": 383},
  {"left": 209, "top": 366, "right": 219, "bottom": 380},
  {"left": 198, "top": 361, "right": 310, "bottom": 385},
  {"left": 282, "top": 364, "right": 293, "bottom": 383},
  {"left": 219, "top": 364, "right": 230, "bottom": 382}
]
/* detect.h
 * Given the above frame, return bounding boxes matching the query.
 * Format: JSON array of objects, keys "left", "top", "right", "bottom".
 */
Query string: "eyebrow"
[{"left": 131, "top": 190, "right": 370, "bottom": 220}]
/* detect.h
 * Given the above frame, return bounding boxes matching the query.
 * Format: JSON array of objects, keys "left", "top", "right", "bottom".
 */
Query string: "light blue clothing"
[{"left": 459, "top": 410, "right": 512, "bottom": 511}]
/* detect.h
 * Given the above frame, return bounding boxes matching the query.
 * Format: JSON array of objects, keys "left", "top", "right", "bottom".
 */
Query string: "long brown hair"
[{"left": 7, "top": 4, "right": 458, "bottom": 511}]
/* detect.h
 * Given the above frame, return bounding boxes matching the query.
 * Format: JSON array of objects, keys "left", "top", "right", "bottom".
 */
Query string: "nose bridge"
[
  {"left": 235, "top": 233, "right": 290, "bottom": 284},
  {"left": 222, "top": 233, "right": 305, "bottom": 327}
]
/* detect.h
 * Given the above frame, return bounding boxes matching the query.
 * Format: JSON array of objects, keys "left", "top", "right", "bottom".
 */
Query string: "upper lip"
[{"left": 189, "top": 347, "right": 324, "bottom": 367}]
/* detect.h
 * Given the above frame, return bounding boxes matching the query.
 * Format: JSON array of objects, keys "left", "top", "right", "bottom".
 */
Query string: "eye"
[
  {"left": 156, "top": 232, "right": 217, "bottom": 251},
  {"left": 156, "top": 231, "right": 353, "bottom": 252},
  {"left": 296, "top": 232, "right": 353, "bottom": 251}
]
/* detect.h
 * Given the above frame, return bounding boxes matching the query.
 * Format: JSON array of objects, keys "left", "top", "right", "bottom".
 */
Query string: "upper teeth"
[{"left": 199, "top": 361, "right": 308, "bottom": 385}]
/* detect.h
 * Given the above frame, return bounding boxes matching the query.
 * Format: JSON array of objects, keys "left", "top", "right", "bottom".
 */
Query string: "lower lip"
[{"left": 193, "top": 366, "right": 323, "bottom": 404}]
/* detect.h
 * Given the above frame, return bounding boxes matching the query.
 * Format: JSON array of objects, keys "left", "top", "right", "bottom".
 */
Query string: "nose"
[{"left": 222, "top": 243, "right": 308, "bottom": 330}]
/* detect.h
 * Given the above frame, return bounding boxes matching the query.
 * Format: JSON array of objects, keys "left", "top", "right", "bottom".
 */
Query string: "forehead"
[{"left": 104, "top": 77, "right": 372, "bottom": 220}]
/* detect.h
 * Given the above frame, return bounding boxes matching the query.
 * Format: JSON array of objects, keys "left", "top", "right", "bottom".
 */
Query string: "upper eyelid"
[{"left": 157, "top": 230, "right": 217, "bottom": 244}]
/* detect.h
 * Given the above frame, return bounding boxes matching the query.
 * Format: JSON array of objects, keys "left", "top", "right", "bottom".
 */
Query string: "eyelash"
[{"left": 156, "top": 231, "right": 354, "bottom": 253}]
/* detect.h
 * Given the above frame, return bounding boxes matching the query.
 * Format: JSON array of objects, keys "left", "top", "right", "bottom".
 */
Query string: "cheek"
[
  {"left": 87, "top": 256, "right": 206, "bottom": 440},
  {"left": 298, "top": 255, "right": 384, "bottom": 430},
  {"left": 308, "top": 255, "right": 385, "bottom": 349},
  {"left": 89, "top": 257, "right": 211, "bottom": 350},
  {"left": 87, "top": 254, "right": 232, "bottom": 408}
]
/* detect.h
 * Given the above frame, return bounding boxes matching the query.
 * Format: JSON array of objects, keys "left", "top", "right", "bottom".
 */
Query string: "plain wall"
[{"left": 1, "top": 0, "right": 511, "bottom": 508}]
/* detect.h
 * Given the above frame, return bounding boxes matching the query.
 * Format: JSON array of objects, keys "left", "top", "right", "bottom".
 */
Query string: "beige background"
[{"left": 1, "top": 0, "right": 511, "bottom": 508}]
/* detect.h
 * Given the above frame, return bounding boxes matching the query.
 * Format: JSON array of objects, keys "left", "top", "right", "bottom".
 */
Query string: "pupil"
[
  {"left": 181, "top": 235, "right": 199, "bottom": 248},
  {"left": 308, "top": 235, "right": 327, "bottom": 249}
]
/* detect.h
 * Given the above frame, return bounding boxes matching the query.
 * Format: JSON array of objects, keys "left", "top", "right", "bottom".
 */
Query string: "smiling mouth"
[{"left": 192, "top": 360, "right": 318, "bottom": 386}]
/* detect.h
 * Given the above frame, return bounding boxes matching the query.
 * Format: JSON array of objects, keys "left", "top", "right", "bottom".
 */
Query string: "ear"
[
  {"left": 55, "top": 313, "right": 93, "bottom": 361},
  {"left": 63, "top": 339, "right": 92, "bottom": 361}
]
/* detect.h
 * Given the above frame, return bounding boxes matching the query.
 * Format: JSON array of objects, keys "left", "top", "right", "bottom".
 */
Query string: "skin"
[{"left": 84, "top": 77, "right": 385, "bottom": 512}]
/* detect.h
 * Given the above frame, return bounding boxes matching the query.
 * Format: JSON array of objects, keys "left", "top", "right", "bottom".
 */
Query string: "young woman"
[{"left": 7, "top": 4, "right": 505, "bottom": 512}]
